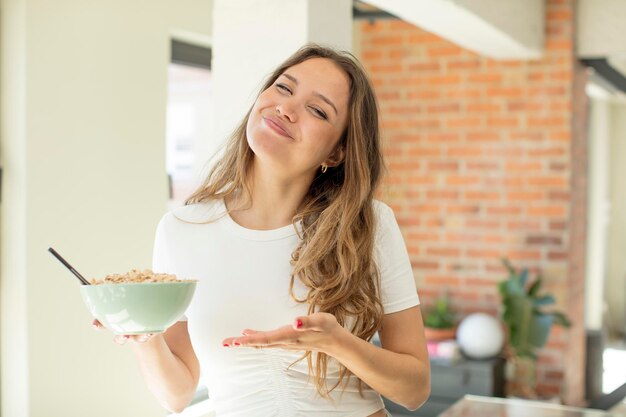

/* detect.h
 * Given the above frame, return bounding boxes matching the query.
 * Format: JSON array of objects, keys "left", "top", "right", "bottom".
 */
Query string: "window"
[{"left": 166, "top": 40, "right": 213, "bottom": 209}]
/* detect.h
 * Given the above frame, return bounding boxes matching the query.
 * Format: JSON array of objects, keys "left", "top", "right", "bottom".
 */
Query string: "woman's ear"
[{"left": 325, "top": 145, "right": 345, "bottom": 168}]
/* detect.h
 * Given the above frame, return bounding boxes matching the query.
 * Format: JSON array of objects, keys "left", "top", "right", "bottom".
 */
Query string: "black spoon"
[{"left": 48, "top": 247, "right": 91, "bottom": 285}]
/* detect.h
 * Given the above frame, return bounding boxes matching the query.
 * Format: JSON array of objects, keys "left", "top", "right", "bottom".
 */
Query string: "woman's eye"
[
  {"left": 311, "top": 107, "right": 328, "bottom": 120},
  {"left": 276, "top": 84, "right": 291, "bottom": 94}
]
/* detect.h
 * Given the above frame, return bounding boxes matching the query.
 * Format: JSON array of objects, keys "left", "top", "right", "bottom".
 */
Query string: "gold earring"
[{"left": 321, "top": 164, "right": 328, "bottom": 173}]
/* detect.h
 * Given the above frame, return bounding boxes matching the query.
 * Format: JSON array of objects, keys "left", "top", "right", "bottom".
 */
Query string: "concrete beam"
[
  {"left": 578, "top": 0, "right": 626, "bottom": 78},
  {"left": 363, "top": 0, "right": 544, "bottom": 60}
]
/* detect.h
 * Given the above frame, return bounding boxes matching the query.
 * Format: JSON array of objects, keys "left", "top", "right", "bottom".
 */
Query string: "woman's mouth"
[{"left": 263, "top": 117, "right": 293, "bottom": 139}]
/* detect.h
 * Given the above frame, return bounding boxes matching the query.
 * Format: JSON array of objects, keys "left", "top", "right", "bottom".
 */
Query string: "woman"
[{"left": 96, "top": 44, "right": 430, "bottom": 417}]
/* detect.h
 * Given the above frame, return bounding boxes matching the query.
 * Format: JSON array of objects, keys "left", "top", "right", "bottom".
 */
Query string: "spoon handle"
[{"left": 48, "top": 247, "right": 91, "bottom": 285}]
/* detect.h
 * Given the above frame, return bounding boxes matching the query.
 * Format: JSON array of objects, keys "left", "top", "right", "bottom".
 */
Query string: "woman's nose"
[{"left": 275, "top": 101, "right": 297, "bottom": 122}]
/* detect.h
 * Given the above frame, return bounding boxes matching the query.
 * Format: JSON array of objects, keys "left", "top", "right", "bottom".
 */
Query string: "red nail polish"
[
  {"left": 234, "top": 342, "right": 241, "bottom": 346},
  {"left": 223, "top": 343, "right": 230, "bottom": 347},
  {"left": 296, "top": 319, "right": 303, "bottom": 328}
]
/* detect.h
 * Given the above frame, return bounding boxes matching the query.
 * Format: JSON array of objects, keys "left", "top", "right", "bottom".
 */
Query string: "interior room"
[{"left": 1, "top": 1, "right": 625, "bottom": 416}]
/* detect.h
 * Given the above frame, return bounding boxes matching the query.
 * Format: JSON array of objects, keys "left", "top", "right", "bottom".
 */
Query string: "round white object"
[{"left": 456, "top": 313, "right": 504, "bottom": 359}]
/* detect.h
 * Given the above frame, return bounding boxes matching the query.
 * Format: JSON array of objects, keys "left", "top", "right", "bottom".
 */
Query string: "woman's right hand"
[{"left": 91, "top": 319, "right": 159, "bottom": 345}]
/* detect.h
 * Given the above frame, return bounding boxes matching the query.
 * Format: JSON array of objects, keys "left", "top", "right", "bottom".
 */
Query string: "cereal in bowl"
[{"left": 89, "top": 269, "right": 195, "bottom": 285}]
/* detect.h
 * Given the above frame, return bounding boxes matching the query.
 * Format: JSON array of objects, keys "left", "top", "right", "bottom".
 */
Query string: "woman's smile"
[{"left": 263, "top": 116, "right": 294, "bottom": 139}]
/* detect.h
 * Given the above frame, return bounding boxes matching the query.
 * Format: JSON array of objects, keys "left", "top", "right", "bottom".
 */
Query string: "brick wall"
[{"left": 361, "top": 0, "right": 587, "bottom": 403}]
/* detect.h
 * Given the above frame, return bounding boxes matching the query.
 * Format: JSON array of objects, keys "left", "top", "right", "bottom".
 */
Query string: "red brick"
[
  {"left": 487, "top": 116, "right": 519, "bottom": 128},
  {"left": 506, "top": 250, "right": 542, "bottom": 261},
  {"left": 407, "top": 62, "right": 441, "bottom": 72},
  {"left": 506, "top": 161, "right": 543, "bottom": 172},
  {"left": 550, "top": 221, "right": 567, "bottom": 231},
  {"left": 407, "top": 147, "right": 441, "bottom": 158},
  {"left": 446, "top": 175, "right": 480, "bottom": 186},
  {"left": 408, "top": 175, "right": 438, "bottom": 186},
  {"left": 468, "top": 249, "right": 502, "bottom": 258},
  {"left": 426, "top": 190, "right": 459, "bottom": 200},
  {"left": 428, "top": 161, "right": 459, "bottom": 171},
  {"left": 427, "top": 103, "right": 461, "bottom": 113},
  {"left": 447, "top": 204, "right": 480, "bottom": 214},
  {"left": 528, "top": 205, "right": 567, "bottom": 217},
  {"left": 426, "top": 247, "right": 461, "bottom": 257},
  {"left": 407, "top": 90, "right": 441, "bottom": 100},
  {"left": 465, "top": 191, "right": 500, "bottom": 201},
  {"left": 411, "top": 260, "right": 440, "bottom": 270},
  {"left": 466, "top": 131, "right": 500, "bottom": 142},
  {"left": 426, "top": 74, "right": 462, "bottom": 85},
  {"left": 427, "top": 45, "right": 463, "bottom": 57},
  {"left": 447, "top": 60, "right": 481, "bottom": 70},
  {"left": 424, "top": 275, "right": 462, "bottom": 286},
  {"left": 467, "top": 103, "right": 502, "bottom": 113},
  {"left": 508, "top": 191, "right": 543, "bottom": 201},
  {"left": 468, "top": 73, "right": 502, "bottom": 83},
  {"left": 466, "top": 161, "right": 500, "bottom": 171},
  {"left": 388, "top": 161, "right": 421, "bottom": 171},
  {"left": 507, "top": 220, "right": 542, "bottom": 231},
  {"left": 407, "top": 232, "right": 440, "bottom": 242},
  {"left": 528, "top": 116, "right": 568, "bottom": 128},
  {"left": 487, "top": 205, "right": 523, "bottom": 216},
  {"left": 509, "top": 131, "right": 544, "bottom": 141},
  {"left": 371, "top": 35, "right": 405, "bottom": 46},
  {"left": 486, "top": 87, "right": 524, "bottom": 98},
  {"left": 466, "top": 219, "right": 501, "bottom": 229},
  {"left": 527, "top": 176, "right": 568, "bottom": 187},
  {"left": 448, "top": 146, "right": 482, "bottom": 158},
  {"left": 425, "top": 132, "right": 460, "bottom": 143},
  {"left": 527, "top": 235, "right": 563, "bottom": 245}
]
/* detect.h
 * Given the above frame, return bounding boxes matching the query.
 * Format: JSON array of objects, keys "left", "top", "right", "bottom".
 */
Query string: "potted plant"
[
  {"left": 423, "top": 295, "right": 457, "bottom": 341},
  {"left": 498, "top": 258, "right": 571, "bottom": 398}
]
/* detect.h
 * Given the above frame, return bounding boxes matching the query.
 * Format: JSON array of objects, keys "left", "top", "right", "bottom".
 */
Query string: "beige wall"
[
  {"left": 606, "top": 102, "right": 626, "bottom": 335},
  {"left": 1, "top": 1, "right": 211, "bottom": 416}
]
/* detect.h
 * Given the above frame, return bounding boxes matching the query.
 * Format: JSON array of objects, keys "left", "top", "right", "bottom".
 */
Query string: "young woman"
[{"left": 96, "top": 44, "right": 430, "bottom": 417}]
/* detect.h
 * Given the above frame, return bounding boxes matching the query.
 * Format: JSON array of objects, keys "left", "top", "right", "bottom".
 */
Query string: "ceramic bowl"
[{"left": 80, "top": 282, "right": 196, "bottom": 335}]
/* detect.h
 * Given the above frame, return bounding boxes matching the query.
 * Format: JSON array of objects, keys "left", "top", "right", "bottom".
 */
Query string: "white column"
[
  {"left": 209, "top": 0, "right": 352, "bottom": 162},
  {"left": 0, "top": 1, "right": 211, "bottom": 416}
]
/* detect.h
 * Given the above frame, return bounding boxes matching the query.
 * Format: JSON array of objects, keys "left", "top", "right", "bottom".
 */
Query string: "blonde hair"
[{"left": 186, "top": 44, "right": 386, "bottom": 397}]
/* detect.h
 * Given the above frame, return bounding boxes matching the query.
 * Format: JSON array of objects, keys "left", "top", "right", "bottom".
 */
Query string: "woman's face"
[{"left": 246, "top": 57, "right": 350, "bottom": 179}]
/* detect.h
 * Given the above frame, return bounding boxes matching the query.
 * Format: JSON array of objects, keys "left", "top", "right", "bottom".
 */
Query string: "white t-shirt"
[{"left": 152, "top": 198, "right": 419, "bottom": 417}]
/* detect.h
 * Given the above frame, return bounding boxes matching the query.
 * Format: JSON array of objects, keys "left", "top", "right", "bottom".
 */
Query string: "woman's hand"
[
  {"left": 91, "top": 318, "right": 160, "bottom": 345},
  {"left": 221, "top": 312, "right": 346, "bottom": 354}
]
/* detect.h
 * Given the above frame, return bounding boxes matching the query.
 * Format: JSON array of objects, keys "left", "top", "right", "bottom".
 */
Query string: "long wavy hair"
[{"left": 185, "top": 44, "right": 386, "bottom": 398}]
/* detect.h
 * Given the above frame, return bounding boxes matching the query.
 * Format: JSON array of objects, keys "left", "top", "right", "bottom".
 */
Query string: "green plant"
[
  {"left": 498, "top": 258, "right": 571, "bottom": 359},
  {"left": 423, "top": 296, "right": 456, "bottom": 329}
]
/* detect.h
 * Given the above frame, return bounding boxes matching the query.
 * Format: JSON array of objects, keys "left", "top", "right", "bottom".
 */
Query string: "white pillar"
[
  {"left": 0, "top": 1, "right": 211, "bottom": 416},
  {"left": 209, "top": 0, "right": 352, "bottom": 161}
]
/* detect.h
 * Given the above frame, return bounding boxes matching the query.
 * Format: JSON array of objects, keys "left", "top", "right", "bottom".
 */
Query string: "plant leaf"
[
  {"left": 519, "top": 268, "right": 529, "bottom": 289},
  {"left": 551, "top": 312, "right": 572, "bottom": 328},
  {"left": 533, "top": 295, "right": 556, "bottom": 307},
  {"left": 528, "top": 314, "right": 553, "bottom": 348},
  {"left": 528, "top": 276, "right": 543, "bottom": 296}
]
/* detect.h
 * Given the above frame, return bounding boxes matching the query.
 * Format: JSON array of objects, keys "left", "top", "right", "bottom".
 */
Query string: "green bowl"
[{"left": 80, "top": 282, "right": 196, "bottom": 335}]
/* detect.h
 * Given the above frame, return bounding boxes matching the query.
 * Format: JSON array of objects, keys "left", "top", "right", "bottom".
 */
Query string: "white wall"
[
  {"left": 585, "top": 98, "right": 611, "bottom": 331},
  {"left": 1, "top": 1, "right": 212, "bottom": 416},
  {"left": 606, "top": 102, "right": 626, "bottom": 335}
]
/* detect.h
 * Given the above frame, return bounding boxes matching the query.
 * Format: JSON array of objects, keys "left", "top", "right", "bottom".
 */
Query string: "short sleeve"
[
  {"left": 373, "top": 201, "right": 420, "bottom": 314},
  {"left": 152, "top": 213, "right": 188, "bottom": 322}
]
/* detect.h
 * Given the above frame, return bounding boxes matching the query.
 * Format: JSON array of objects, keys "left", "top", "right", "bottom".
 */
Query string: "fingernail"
[
  {"left": 223, "top": 343, "right": 230, "bottom": 347},
  {"left": 296, "top": 319, "right": 303, "bottom": 328},
  {"left": 234, "top": 342, "right": 241, "bottom": 346}
]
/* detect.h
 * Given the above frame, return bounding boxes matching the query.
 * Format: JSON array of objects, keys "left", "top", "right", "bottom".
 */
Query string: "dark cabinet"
[{"left": 383, "top": 357, "right": 506, "bottom": 417}]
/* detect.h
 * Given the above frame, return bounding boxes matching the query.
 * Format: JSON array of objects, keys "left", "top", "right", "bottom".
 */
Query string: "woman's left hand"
[{"left": 221, "top": 312, "right": 344, "bottom": 354}]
